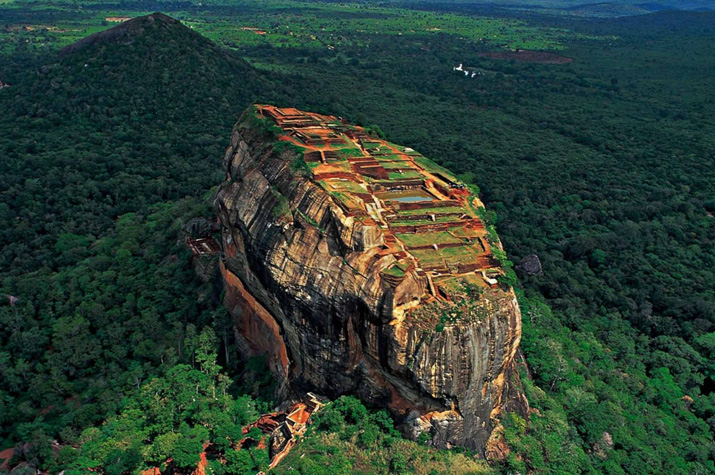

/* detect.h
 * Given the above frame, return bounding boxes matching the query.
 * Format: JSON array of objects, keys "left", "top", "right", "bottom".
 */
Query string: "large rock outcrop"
[{"left": 215, "top": 106, "right": 527, "bottom": 454}]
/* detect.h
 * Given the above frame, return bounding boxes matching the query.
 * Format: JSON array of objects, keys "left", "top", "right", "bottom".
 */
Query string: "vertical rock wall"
[{"left": 215, "top": 109, "right": 528, "bottom": 455}]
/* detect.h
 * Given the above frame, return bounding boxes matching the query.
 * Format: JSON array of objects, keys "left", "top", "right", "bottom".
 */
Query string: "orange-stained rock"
[
  {"left": 221, "top": 261, "right": 289, "bottom": 378},
  {"left": 215, "top": 106, "right": 528, "bottom": 454}
]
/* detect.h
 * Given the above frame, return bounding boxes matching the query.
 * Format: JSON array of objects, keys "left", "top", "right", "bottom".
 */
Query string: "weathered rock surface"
[
  {"left": 517, "top": 253, "right": 544, "bottom": 276},
  {"left": 215, "top": 107, "right": 528, "bottom": 454}
]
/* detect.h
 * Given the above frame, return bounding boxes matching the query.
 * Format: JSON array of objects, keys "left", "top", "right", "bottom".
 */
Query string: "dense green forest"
[
  {"left": 1, "top": 2, "right": 715, "bottom": 474},
  {"left": 0, "top": 14, "right": 282, "bottom": 473}
]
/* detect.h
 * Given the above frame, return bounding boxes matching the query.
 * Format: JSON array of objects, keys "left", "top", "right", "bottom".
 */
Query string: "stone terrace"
[{"left": 256, "top": 105, "right": 502, "bottom": 303}]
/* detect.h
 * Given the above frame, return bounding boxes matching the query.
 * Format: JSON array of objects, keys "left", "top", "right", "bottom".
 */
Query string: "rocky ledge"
[{"left": 215, "top": 105, "right": 528, "bottom": 456}]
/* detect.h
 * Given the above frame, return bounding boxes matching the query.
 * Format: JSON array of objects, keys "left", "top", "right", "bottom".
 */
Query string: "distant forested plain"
[{"left": 0, "top": 1, "right": 714, "bottom": 473}]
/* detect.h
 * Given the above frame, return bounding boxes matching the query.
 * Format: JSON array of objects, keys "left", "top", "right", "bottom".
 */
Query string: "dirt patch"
[
  {"left": 0, "top": 448, "right": 14, "bottom": 470},
  {"left": 479, "top": 50, "right": 572, "bottom": 64}
]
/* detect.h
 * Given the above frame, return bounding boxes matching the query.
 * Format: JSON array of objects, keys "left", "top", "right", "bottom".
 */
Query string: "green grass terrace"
[
  {"left": 393, "top": 206, "right": 466, "bottom": 216},
  {"left": 397, "top": 231, "right": 465, "bottom": 247}
]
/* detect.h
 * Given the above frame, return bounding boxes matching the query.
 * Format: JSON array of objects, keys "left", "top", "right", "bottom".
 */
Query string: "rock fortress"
[{"left": 214, "top": 104, "right": 528, "bottom": 458}]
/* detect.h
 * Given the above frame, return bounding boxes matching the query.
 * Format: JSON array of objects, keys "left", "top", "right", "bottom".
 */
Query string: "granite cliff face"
[{"left": 215, "top": 105, "right": 527, "bottom": 455}]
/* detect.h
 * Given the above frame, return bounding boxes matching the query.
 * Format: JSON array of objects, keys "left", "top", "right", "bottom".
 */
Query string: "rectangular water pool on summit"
[{"left": 376, "top": 189, "right": 435, "bottom": 203}]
